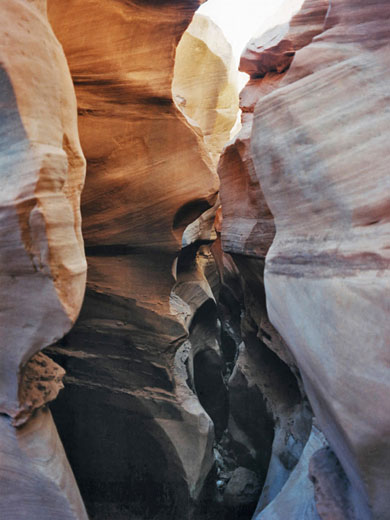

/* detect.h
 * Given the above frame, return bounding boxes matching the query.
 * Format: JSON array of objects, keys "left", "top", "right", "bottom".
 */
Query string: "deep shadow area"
[
  {"left": 49, "top": 384, "right": 188, "bottom": 520},
  {"left": 193, "top": 347, "right": 228, "bottom": 440},
  {"left": 190, "top": 300, "right": 229, "bottom": 441}
]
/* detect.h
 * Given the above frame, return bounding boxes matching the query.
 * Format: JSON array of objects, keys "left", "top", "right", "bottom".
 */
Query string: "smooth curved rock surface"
[
  {"left": 0, "top": 0, "right": 86, "bottom": 422},
  {"left": 219, "top": 0, "right": 328, "bottom": 262},
  {"left": 0, "top": 1, "right": 87, "bottom": 518},
  {"left": 173, "top": 13, "right": 239, "bottom": 166},
  {"left": 215, "top": 5, "right": 323, "bottom": 514},
  {"left": 46, "top": 1, "right": 224, "bottom": 516},
  {"left": 247, "top": 0, "right": 390, "bottom": 517},
  {"left": 0, "top": 408, "right": 88, "bottom": 520},
  {"left": 3, "top": 0, "right": 388, "bottom": 518},
  {"left": 218, "top": 0, "right": 390, "bottom": 517},
  {"left": 254, "top": 426, "right": 326, "bottom": 520}
]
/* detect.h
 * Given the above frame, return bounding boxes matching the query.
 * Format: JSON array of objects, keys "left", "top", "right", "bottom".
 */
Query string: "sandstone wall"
[
  {"left": 46, "top": 1, "right": 228, "bottom": 517},
  {"left": 2, "top": 0, "right": 389, "bottom": 518},
  {"left": 218, "top": 0, "right": 390, "bottom": 518},
  {"left": 0, "top": 0, "right": 87, "bottom": 518}
]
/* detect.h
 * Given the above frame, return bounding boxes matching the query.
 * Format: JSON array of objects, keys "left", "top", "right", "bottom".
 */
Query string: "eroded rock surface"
[
  {"left": 0, "top": 0, "right": 86, "bottom": 423},
  {"left": 45, "top": 1, "right": 232, "bottom": 517},
  {"left": 252, "top": 1, "right": 390, "bottom": 518},
  {"left": 0, "top": 0, "right": 87, "bottom": 518},
  {"left": 309, "top": 446, "right": 357, "bottom": 520},
  {"left": 210, "top": 227, "right": 313, "bottom": 517},
  {"left": 214, "top": 2, "right": 327, "bottom": 516},
  {"left": 1, "top": 408, "right": 88, "bottom": 520},
  {"left": 218, "top": 0, "right": 390, "bottom": 518},
  {"left": 3, "top": 0, "right": 389, "bottom": 518},
  {"left": 16, "top": 352, "right": 65, "bottom": 428}
]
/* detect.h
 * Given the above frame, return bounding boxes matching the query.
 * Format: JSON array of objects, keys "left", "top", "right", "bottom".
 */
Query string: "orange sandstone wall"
[{"left": 46, "top": 1, "right": 223, "bottom": 517}]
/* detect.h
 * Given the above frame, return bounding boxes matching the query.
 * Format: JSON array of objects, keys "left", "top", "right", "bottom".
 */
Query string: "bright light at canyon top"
[{"left": 198, "top": 0, "right": 305, "bottom": 84}]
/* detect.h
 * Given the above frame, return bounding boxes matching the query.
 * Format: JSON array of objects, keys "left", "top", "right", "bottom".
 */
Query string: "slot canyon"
[{"left": 0, "top": 0, "right": 389, "bottom": 519}]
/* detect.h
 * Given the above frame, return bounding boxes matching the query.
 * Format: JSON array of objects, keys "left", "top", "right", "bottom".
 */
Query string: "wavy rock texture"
[
  {"left": 219, "top": 0, "right": 390, "bottom": 518},
  {"left": 0, "top": 0, "right": 86, "bottom": 423},
  {"left": 3, "top": 0, "right": 388, "bottom": 518},
  {"left": 253, "top": 1, "right": 390, "bottom": 518},
  {"left": 173, "top": 13, "right": 239, "bottom": 166},
  {"left": 215, "top": 2, "right": 329, "bottom": 517},
  {"left": 45, "top": 1, "right": 234, "bottom": 518},
  {"left": 0, "top": 0, "right": 87, "bottom": 518}
]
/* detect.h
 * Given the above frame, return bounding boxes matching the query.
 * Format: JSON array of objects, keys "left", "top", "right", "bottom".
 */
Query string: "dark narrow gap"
[
  {"left": 174, "top": 243, "right": 272, "bottom": 519},
  {"left": 190, "top": 300, "right": 229, "bottom": 441}
]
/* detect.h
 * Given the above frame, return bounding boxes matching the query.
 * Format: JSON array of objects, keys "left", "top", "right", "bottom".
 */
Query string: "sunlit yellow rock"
[{"left": 173, "top": 13, "right": 240, "bottom": 166}]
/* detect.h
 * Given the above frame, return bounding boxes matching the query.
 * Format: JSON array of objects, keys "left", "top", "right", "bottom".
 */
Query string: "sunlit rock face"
[
  {"left": 219, "top": 0, "right": 390, "bottom": 518},
  {"left": 45, "top": 1, "right": 232, "bottom": 517},
  {"left": 173, "top": 13, "right": 239, "bottom": 166},
  {"left": 0, "top": 1, "right": 87, "bottom": 518}
]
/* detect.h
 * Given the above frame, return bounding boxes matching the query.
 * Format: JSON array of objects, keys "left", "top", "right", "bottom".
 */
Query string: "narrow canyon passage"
[{"left": 1, "top": 1, "right": 390, "bottom": 520}]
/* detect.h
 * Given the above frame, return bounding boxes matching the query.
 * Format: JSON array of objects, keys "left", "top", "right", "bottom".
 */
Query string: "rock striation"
[
  {"left": 0, "top": 0, "right": 86, "bottom": 424},
  {"left": 218, "top": 0, "right": 390, "bottom": 518},
  {"left": 2, "top": 0, "right": 389, "bottom": 518},
  {"left": 45, "top": 1, "right": 237, "bottom": 517},
  {"left": 0, "top": 0, "right": 87, "bottom": 518},
  {"left": 214, "top": 2, "right": 327, "bottom": 517}
]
